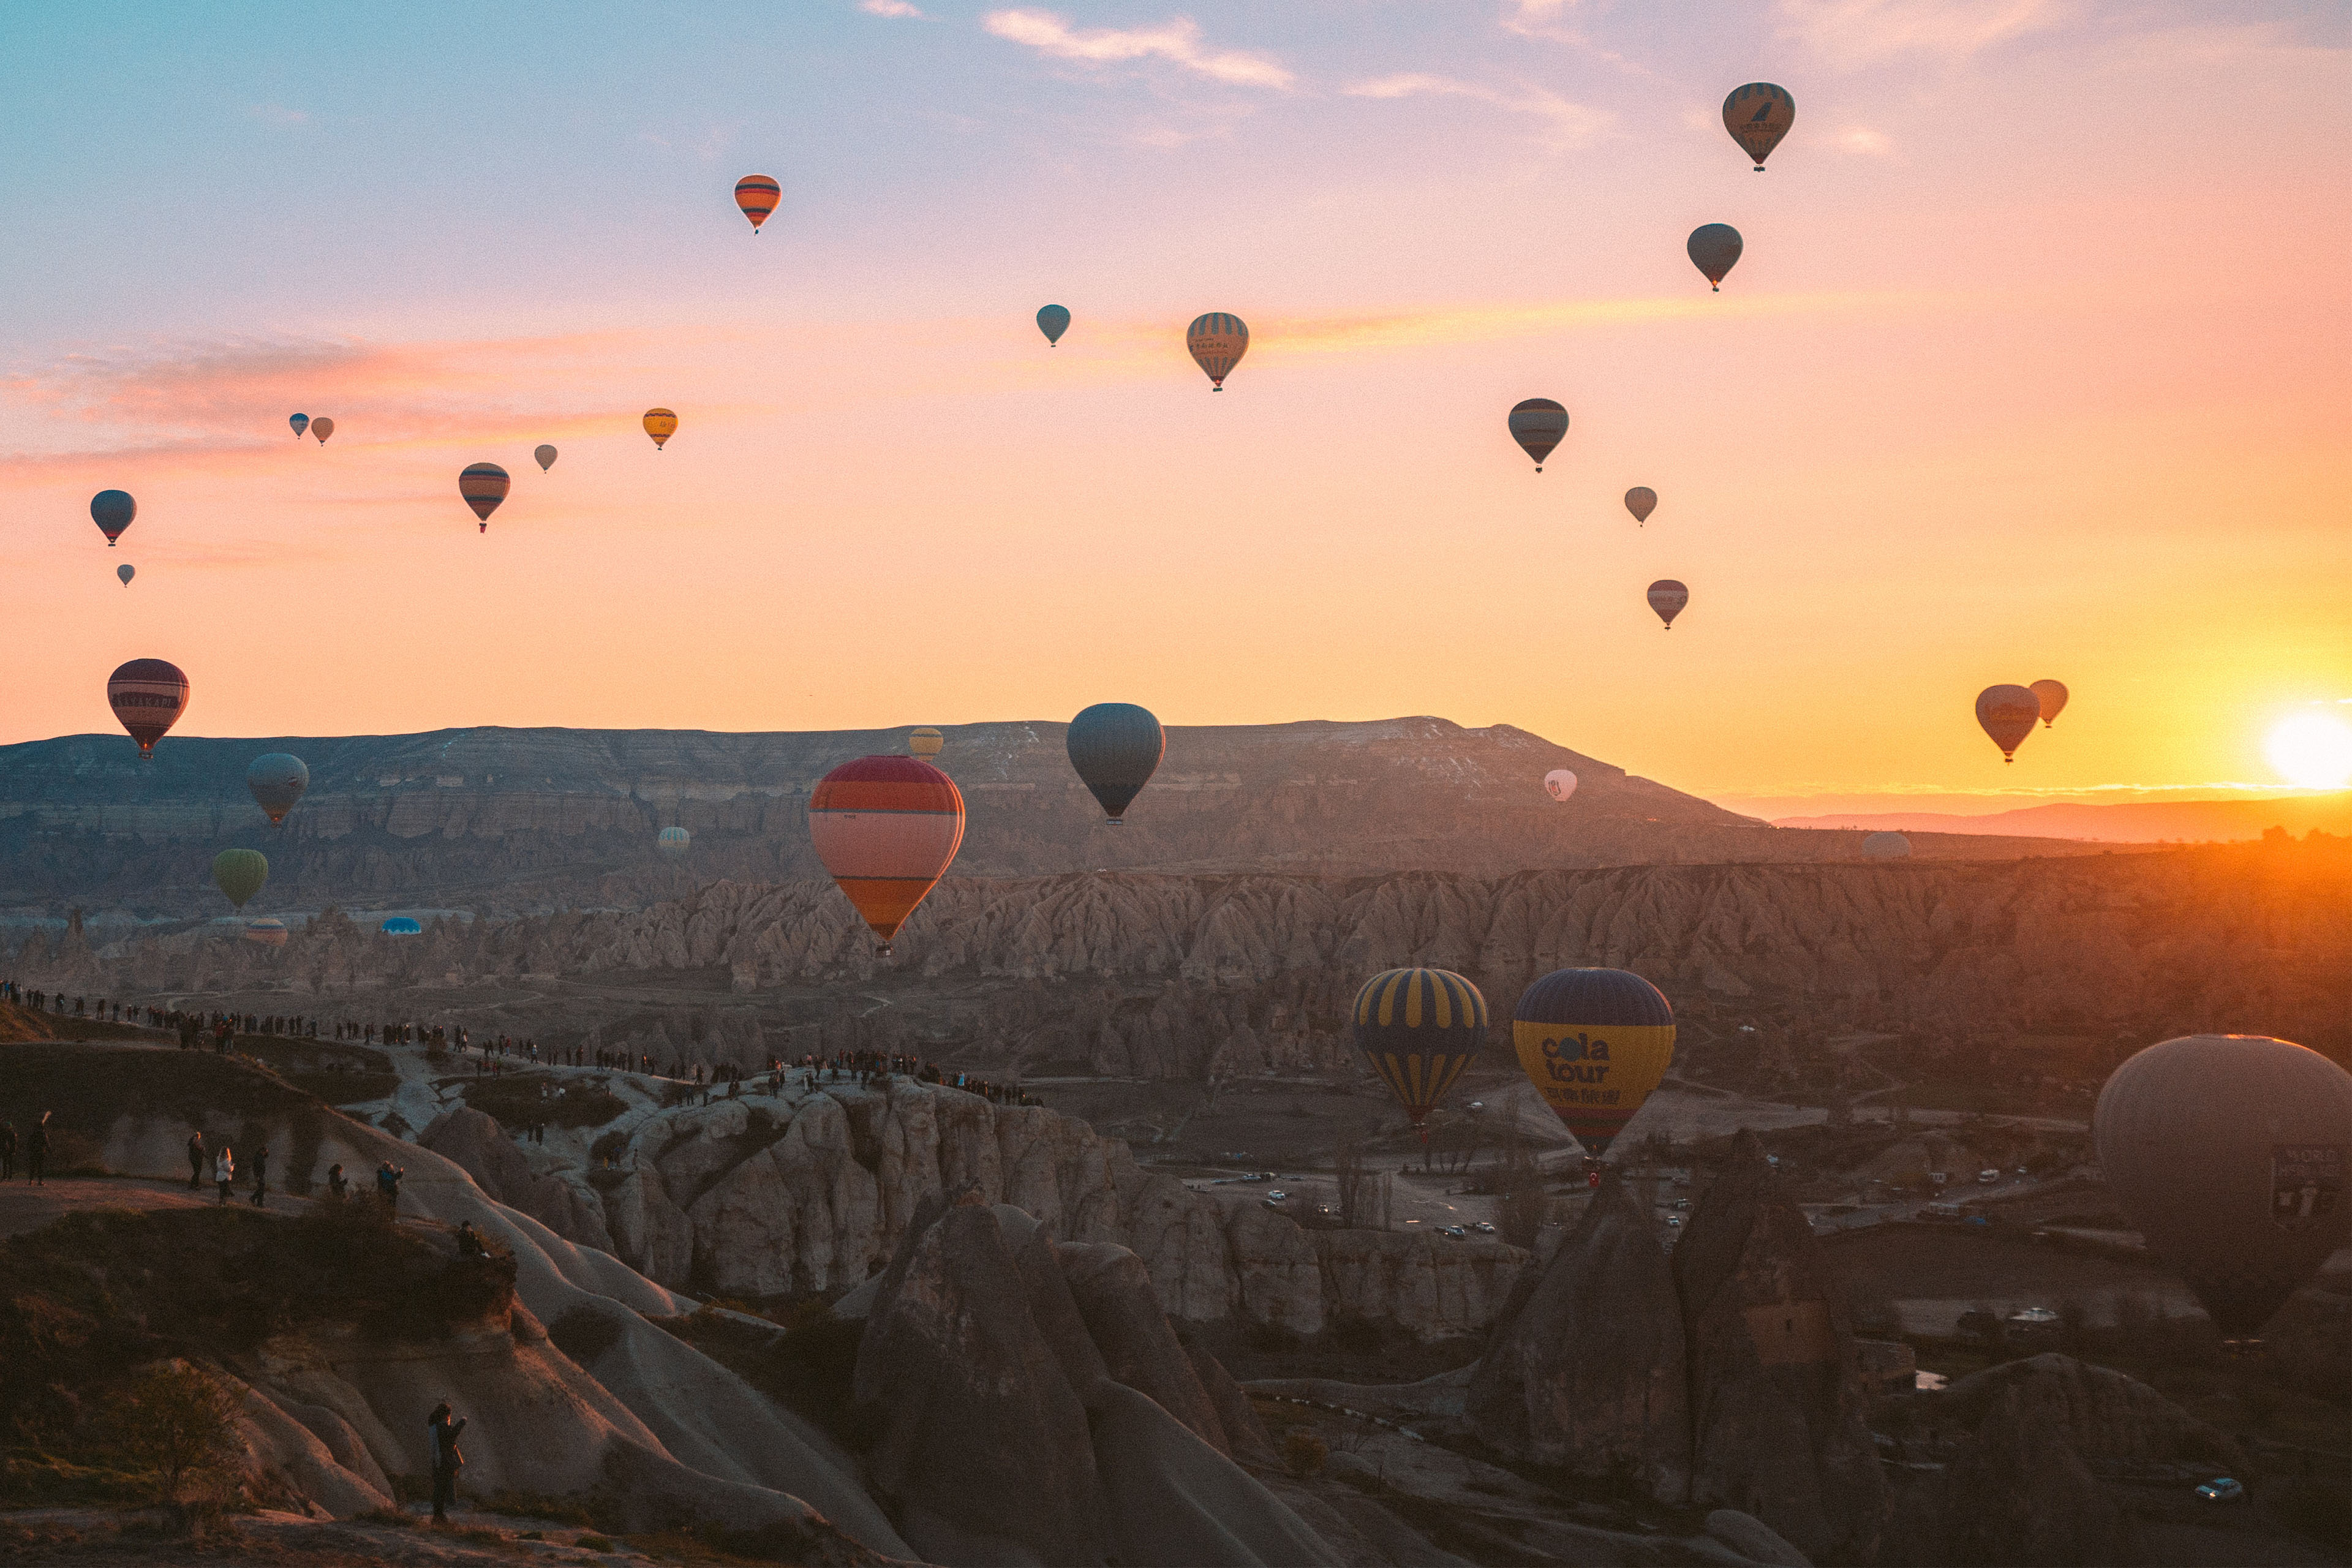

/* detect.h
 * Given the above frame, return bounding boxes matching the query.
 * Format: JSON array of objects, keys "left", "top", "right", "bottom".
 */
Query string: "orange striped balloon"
[
  {"left": 735, "top": 174, "right": 780, "bottom": 232},
  {"left": 809, "top": 756, "right": 965, "bottom": 953},
  {"left": 459, "top": 463, "right": 510, "bottom": 532},
  {"left": 643, "top": 408, "right": 677, "bottom": 448}
]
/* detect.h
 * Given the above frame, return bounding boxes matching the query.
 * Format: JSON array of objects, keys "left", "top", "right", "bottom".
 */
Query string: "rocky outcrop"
[
  {"left": 1466, "top": 1173, "right": 1690, "bottom": 1498},
  {"left": 1938, "top": 1354, "right": 2239, "bottom": 1468},
  {"left": 1921, "top": 1385, "right": 2143, "bottom": 1567},
  {"left": 854, "top": 1196, "right": 1343, "bottom": 1567},
  {"left": 420, "top": 1106, "right": 609, "bottom": 1248},
  {"left": 1675, "top": 1131, "right": 1885, "bottom": 1564}
]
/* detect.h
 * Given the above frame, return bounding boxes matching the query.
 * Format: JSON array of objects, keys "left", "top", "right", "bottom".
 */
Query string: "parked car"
[
  {"left": 1443, "top": 1225, "right": 1467, "bottom": 1238},
  {"left": 1266, "top": 1191, "right": 1287, "bottom": 1202},
  {"left": 1473, "top": 1221, "right": 1496, "bottom": 1234},
  {"left": 1673, "top": 1199, "right": 1690, "bottom": 1209},
  {"left": 1977, "top": 1170, "right": 2000, "bottom": 1183},
  {"left": 2195, "top": 1478, "right": 2245, "bottom": 1504},
  {"left": 1665, "top": 1216, "right": 1683, "bottom": 1227}
]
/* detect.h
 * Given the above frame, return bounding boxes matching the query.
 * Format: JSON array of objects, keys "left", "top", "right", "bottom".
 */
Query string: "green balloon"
[{"left": 212, "top": 848, "right": 269, "bottom": 910}]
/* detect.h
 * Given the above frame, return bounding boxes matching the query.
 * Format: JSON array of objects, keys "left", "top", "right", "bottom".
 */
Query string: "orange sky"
[{"left": 2, "top": 2, "right": 2346, "bottom": 813}]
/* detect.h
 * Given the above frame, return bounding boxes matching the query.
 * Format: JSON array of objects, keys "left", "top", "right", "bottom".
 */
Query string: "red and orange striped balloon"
[
  {"left": 459, "top": 463, "right": 510, "bottom": 532},
  {"left": 735, "top": 175, "right": 780, "bottom": 232},
  {"left": 809, "top": 756, "right": 965, "bottom": 953}
]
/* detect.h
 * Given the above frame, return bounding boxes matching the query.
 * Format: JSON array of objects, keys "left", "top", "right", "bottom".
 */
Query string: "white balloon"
[{"left": 1545, "top": 769, "right": 1578, "bottom": 802}]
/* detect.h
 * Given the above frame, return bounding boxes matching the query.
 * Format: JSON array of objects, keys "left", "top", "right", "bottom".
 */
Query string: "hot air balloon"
[
  {"left": 2032, "top": 679, "right": 2069, "bottom": 729},
  {"left": 311, "top": 417, "right": 334, "bottom": 444},
  {"left": 117, "top": 565, "right": 134, "bottom": 587},
  {"left": 656, "top": 826, "right": 691, "bottom": 858},
  {"left": 1186, "top": 314, "right": 1248, "bottom": 390},
  {"left": 1508, "top": 399, "right": 1569, "bottom": 472},
  {"left": 244, "top": 918, "right": 289, "bottom": 948},
  {"left": 1545, "top": 769, "right": 1578, "bottom": 802},
  {"left": 735, "top": 174, "right": 780, "bottom": 232},
  {"left": 247, "top": 753, "right": 309, "bottom": 824},
  {"left": 534, "top": 445, "right": 558, "bottom": 472},
  {"left": 1512, "top": 968, "right": 1676, "bottom": 1161},
  {"left": 1037, "top": 304, "right": 1070, "bottom": 346},
  {"left": 459, "top": 464, "right": 510, "bottom": 531},
  {"left": 1352, "top": 968, "right": 1488, "bottom": 1143},
  {"left": 290, "top": 413, "right": 310, "bottom": 439},
  {"left": 1647, "top": 579, "right": 1689, "bottom": 630},
  {"left": 212, "top": 848, "right": 268, "bottom": 911},
  {"left": 1722, "top": 83, "right": 1795, "bottom": 170},
  {"left": 107, "top": 658, "right": 189, "bottom": 758},
  {"left": 1861, "top": 831, "right": 1911, "bottom": 859},
  {"left": 1067, "top": 703, "right": 1164, "bottom": 824},
  {"left": 1624, "top": 487, "right": 1657, "bottom": 526},
  {"left": 644, "top": 409, "right": 677, "bottom": 448},
  {"left": 2095, "top": 1034, "right": 2352, "bottom": 1340},
  {"left": 809, "top": 757, "right": 965, "bottom": 954},
  {"left": 1687, "top": 224, "right": 1743, "bottom": 292},
  {"left": 381, "top": 916, "right": 423, "bottom": 936},
  {"left": 909, "top": 726, "right": 944, "bottom": 758},
  {"left": 91, "top": 491, "right": 135, "bottom": 546},
  {"left": 1976, "top": 685, "right": 2039, "bottom": 762}
]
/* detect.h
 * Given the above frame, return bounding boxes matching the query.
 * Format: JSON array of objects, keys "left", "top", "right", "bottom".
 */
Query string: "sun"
[{"left": 2264, "top": 713, "right": 2352, "bottom": 790}]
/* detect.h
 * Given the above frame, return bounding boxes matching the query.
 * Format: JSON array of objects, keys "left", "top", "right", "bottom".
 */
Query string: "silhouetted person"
[
  {"left": 325, "top": 1163, "right": 349, "bottom": 1202},
  {"left": 214, "top": 1145, "right": 235, "bottom": 1204},
  {"left": 251, "top": 1145, "right": 270, "bottom": 1207},
  {"left": 426, "top": 1401, "right": 467, "bottom": 1523},
  {"left": 187, "top": 1131, "right": 205, "bottom": 1189},
  {"left": 455, "top": 1221, "right": 484, "bottom": 1260},
  {"left": 0, "top": 1121, "right": 14, "bottom": 1182},
  {"left": 26, "top": 1114, "right": 48, "bottom": 1185},
  {"left": 377, "top": 1159, "right": 404, "bottom": 1213}
]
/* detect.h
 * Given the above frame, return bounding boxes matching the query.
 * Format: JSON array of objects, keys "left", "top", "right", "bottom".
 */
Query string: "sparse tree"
[{"left": 104, "top": 1363, "right": 238, "bottom": 1507}]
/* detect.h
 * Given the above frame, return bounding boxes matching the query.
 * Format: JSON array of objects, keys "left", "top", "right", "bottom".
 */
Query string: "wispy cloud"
[
  {"left": 1838, "top": 126, "right": 1894, "bottom": 155},
  {"left": 982, "top": 9, "right": 1293, "bottom": 88},
  {"left": 859, "top": 0, "right": 922, "bottom": 16},
  {"left": 1777, "top": 0, "right": 2065, "bottom": 67},
  {"left": 1345, "top": 74, "right": 1613, "bottom": 150}
]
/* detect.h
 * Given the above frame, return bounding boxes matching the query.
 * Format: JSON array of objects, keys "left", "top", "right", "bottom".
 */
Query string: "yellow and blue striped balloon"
[
  {"left": 1186, "top": 312, "right": 1249, "bottom": 389},
  {"left": 1352, "top": 967, "right": 1488, "bottom": 1136}
]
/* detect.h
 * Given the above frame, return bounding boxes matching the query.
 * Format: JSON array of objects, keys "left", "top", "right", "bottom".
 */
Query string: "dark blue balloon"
[
  {"left": 91, "top": 489, "right": 136, "bottom": 545},
  {"left": 1066, "top": 703, "right": 1164, "bottom": 824},
  {"left": 1036, "top": 304, "right": 1071, "bottom": 345}
]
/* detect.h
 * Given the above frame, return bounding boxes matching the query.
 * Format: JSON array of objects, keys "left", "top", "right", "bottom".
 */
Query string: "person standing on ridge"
[
  {"left": 214, "top": 1144, "right": 235, "bottom": 1204},
  {"left": 377, "top": 1159, "right": 404, "bottom": 1213},
  {"left": 0, "top": 1121, "right": 15, "bottom": 1182},
  {"left": 427, "top": 1401, "right": 467, "bottom": 1523},
  {"left": 187, "top": 1130, "right": 206, "bottom": 1189},
  {"left": 325, "top": 1163, "right": 349, "bottom": 1202},
  {"left": 25, "top": 1114, "right": 48, "bottom": 1185}
]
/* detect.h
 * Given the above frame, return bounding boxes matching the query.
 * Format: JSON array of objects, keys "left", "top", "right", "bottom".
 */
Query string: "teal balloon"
[
  {"left": 1688, "top": 224, "right": 1743, "bottom": 291},
  {"left": 212, "top": 848, "right": 268, "bottom": 910},
  {"left": 1036, "top": 304, "right": 1071, "bottom": 346},
  {"left": 1067, "top": 703, "right": 1164, "bottom": 824}
]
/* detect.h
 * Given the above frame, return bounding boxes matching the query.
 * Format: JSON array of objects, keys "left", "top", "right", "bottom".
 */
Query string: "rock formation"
[
  {"left": 1936, "top": 1353, "right": 2240, "bottom": 1469},
  {"left": 1466, "top": 1172, "right": 1691, "bottom": 1499},
  {"left": 1914, "top": 1384, "right": 2143, "bottom": 1567},
  {"left": 1675, "top": 1130, "right": 1885, "bottom": 1564}
]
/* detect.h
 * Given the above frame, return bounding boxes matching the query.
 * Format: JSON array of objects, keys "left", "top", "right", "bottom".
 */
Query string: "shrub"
[
  {"left": 100, "top": 1363, "right": 237, "bottom": 1507},
  {"left": 1283, "top": 1428, "right": 1328, "bottom": 1477}
]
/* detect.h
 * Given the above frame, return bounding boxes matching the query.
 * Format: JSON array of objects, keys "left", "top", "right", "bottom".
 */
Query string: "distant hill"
[
  {"left": 0, "top": 717, "right": 2117, "bottom": 916},
  {"left": 1776, "top": 793, "right": 2352, "bottom": 843}
]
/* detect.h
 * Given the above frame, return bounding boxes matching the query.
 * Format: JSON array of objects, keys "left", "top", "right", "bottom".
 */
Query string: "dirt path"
[{"left": 0, "top": 1174, "right": 318, "bottom": 1240}]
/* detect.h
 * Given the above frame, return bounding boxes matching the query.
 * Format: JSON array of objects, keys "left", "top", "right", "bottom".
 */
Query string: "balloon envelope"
[
  {"left": 2032, "top": 679, "right": 2070, "bottom": 729},
  {"left": 1352, "top": 968, "right": 1488, "bottom": 1134},
  {"left": 381, "top": 916, "right": 423, "bottom": 936},
  {"left": 1186, "top": 313, "right": 1248, "bottom": 388},
  {"left": 656, "top": 826, "right": 691, "bottom": 858},
  {"left": 91, "top": 490, "right": 135, "bottom": 546},
  {"left": 243, "top": 918, "right": 288, "bottom": 948},
  {"left": 1545, "top": 769, "right": 1578, "bottom": 802},
  {"left": 644, "top": 409, "right": 677, "bottom": 448},
  {"left": 1687, "top": 224, "right": 1743, "bottom": 290},
  {"left": 212, "top": 848, "right": 268, "bottom": 911},
  {"left": 1512, "top": 968, "right": 1676, "bottom": 1159},
  {"left": 2095, "top": 1034, "right": 2352, "bottom": 1337},
  {"left": 1861, "top": 831, "right": 1911, "bottom": 859},
  {"left": 1036, "top": 304, "right": 1070, "bottom": 345},
  {"left": 1067, "top": 703, "right": 1165, "bottom": 823},
  {"left": 1722, "top": 83, "right": 1795, "bottom": 169},
  {"left": 290, "top": 413, "right": 309, "bottom": 439},
  {"left": 107, "top": 658, "right": 189, "bottom": 757},
  {"left": 809, "top": 756, "right": 966, "bottom": 951},
  {"left": 311, "top": 417, "right": 334, "bottom": 444},
  {"left": 246, "top": 753, "right": 310, "bottom": 823},
  {"left": 459, "top": 463, "right": 511, "bottom": 529},
  {"left": 1647, "top": 579, "right": 1689, "bottom": 629},
  {"left": 117, "top": 564, "right": 134, "bottom": 587},
  {"left": 534, "top": 445, "right": 558, "bottom": 472},
  {"left": 1624, "top": 487, "right": 1657, "bottom": 525},
  {"left": 734, "top": 174, "right": 780, "bottom": 230},
  {"left": 909, "top": 726, "right": 944, "bottom": 758},
  {"left": 1507, "top": 399, "right": 1569, "bottom": 470},
  {"left": 1976, "top": 685, "right": 2040, "bottom": 761}
]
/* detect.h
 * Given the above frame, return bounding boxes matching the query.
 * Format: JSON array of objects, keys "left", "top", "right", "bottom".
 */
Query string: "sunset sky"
[{"left": 2, "top": 1, "right": 2346, "bottom": 816}]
